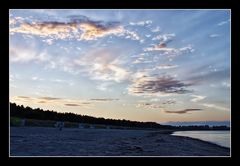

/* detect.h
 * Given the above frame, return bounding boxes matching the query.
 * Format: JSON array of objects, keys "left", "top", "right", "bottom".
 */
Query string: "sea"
[{"left": 172, "top": 130, "right": 230, "bottom": 148}]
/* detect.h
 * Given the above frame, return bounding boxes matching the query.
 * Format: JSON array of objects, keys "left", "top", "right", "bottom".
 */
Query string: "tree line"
[
  {"left": 10, "top": 103, "right": 173, "bottom": 129},
  {"left": 10, "top": 103, "right": 230, "bottom": 130}
]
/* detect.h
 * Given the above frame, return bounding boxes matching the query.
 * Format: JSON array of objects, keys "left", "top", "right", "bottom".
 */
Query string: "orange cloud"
[
  {"left": 10, "top": 18, "right": 125, "bottom": 41},
  {"left": 79, "top": 22, "right": 124, "bottom": 40}
]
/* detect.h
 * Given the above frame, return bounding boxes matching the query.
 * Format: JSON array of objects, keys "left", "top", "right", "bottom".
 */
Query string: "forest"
[{"left": 10, "top": 103, "right": 230, "bottom": 130}]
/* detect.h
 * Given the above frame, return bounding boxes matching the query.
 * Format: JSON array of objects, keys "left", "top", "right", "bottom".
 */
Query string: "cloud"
[
  {"left": 128, "top": 73, "right": 192, "bottom": 97},
  {"left": 10, "top": 45, "right": 37, "bottom": 63},
  {"left": 152, "top": 33, "right": 175, "bottom": 42},
  {"left": 9, "top": 16, "right": 25, "bottom": 27},
  {"left": 50, "top": 79, "right": 75, "bottom": 86},
  {"left": 124, "top": 30, "right": 141, "bottom": 41},
  {"left": 64, "top": 103, "right": 82, "bottom": 107},
  {"left": 11, "top": 96, "right": 94, "bottom": 108},
  {"left": 10, "top": 15, "right": 143, "bottom": 42},
  {"left": 38, "top": 97, "right": 62, "bottom": 101},
  {"left": 132, "top": 57, "right": 152, "bottom": 64},
  {"left": 31, "top": 76, "right": 44, "bottom": 81},
  {"left": 129, "top": 20, "right": 152, "bottom": 26},
  {"left": 10, "top": 15, "right": 125, "bottom": 41},
  {"left": 217, "top": 20, "right": 229, "bottom": 26},
  {"left": 12, "top": 96, "right": 34, "bottom": 103},
  {"left": 156, "top": 64, "right": 178, "bottom": 70},
  {"left": 165, "top": 109, "right": 202, "bottom": 114},
  {"left": 79, "top": 22, "right": 124, "bottom": 40},
  {"left": 96, "top": 82, "right": 113, "bottom": 91},
  {"left": 42, "top": 38, "right": 54, "bottom": 45},
  {"left": 90, "top": 98, "right": 119, "bottom": 102},
  {"left": 209, "top": 34, "right": 220, "bottom": 38},
  {"left": 150, "top": 98, "right": 160, "bottom": 102},
  {"left": 37, "top": 96, "right": 93, "bottom": 107},
  {"left": 82, "top": 102, "right": 92, "bottom": 104},
  {"left": 144, "top": 46, "right": 175, "bottom": 52},
  {"left": 151, "top": 26, "right": 161, "bottom": 32},
  {"left": 144, "top": 44, "right": 194, "bottom": 58},
  {"left": 201, "top": 103, "right": 229, "bottom": 111},
  {"left": 10, "top": 21, "right": 77, "bottom": 39},
  {"left": 17, "top": 96, "right": 31, "bottom": 99},
  {"left": 190, "top": 95, "right": 206, "bottom": 102},
  {"left": 89, "top": 63, "right": 129, "bottom": 82},
  {"left": 38, "top": 101, "right": 47, "bottom": 103},
  {"left": 10, "top": 45, "right": 50, "bottom": 63},
  {"left": 162, "top": 99, "right": 176, "bottom": 104},
  {"left": 74, "top": 48, "right": 130, "bottom": 83},
  {"left": 9, "top": 18, "right": 17, "bottom": 26},
  {"left": 136, "top": 102, "right": 163, "bottom": 110}
]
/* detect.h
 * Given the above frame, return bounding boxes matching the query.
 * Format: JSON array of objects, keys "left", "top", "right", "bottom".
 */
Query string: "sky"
[{"left": 9, "top": 9, "right": 230, "bottom": 123}]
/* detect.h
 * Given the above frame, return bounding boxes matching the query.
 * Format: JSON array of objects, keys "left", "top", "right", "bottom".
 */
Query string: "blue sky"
[{"left": 9, "top": 9, "right": 230, "bottom": 123}]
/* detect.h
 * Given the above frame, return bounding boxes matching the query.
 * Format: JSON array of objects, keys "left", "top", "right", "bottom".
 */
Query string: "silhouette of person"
[
  {"left": 21, "top": 118, "right": 26, "bottom": 127},
  {"left": 59, "top": 121, "right": 64, "bottom": 131}
]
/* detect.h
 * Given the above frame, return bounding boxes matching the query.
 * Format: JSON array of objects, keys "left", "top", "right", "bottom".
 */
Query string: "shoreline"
[
  {"left": 171, "top": 134, "right": 230, "bottom": 150},
  {"left": 171, "top": 130, "right": 230, "bottom": 149},
  {"left": 10, "top": 127, "right": 230, "bottom": 156}
]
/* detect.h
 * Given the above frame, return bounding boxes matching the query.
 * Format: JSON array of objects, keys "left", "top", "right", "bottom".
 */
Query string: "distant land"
[{"left": 163, "top": 121, "right": 230, "bottom": 127}]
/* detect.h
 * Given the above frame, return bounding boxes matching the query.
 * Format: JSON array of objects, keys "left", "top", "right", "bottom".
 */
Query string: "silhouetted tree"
[{"left": 9, "top": 103, "right": 230, "bottom": 130}]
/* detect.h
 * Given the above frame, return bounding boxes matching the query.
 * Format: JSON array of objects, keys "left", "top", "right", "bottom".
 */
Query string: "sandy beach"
[{"left": 10, "top": 127, "right": 230, "bottom": 156}]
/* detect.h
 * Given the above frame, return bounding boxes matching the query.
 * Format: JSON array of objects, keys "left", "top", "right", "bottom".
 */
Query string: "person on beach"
[
  {"left": 59, "top": 121, "right": 64, "bottom": 131},
  {"left": 21, "top": 118, "right": 26, "bottom": 127},
  {"left": 55, "top": 121, "right": 64, "bottom": 131}
]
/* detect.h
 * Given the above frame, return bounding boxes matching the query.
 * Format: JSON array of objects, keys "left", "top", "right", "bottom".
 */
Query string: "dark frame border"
[{"left": 1, "top": 0, "right": 239, "bottom": 163}]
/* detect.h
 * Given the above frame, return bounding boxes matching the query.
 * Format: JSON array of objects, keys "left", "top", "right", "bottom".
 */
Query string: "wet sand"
[{"left": 10, "top": 127, "right": 230, "bottom": 156}]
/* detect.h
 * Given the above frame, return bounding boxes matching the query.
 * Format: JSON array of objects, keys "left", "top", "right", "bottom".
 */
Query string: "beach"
[{"left": 10, "top": 127, "right": 230, "bottom": 156}]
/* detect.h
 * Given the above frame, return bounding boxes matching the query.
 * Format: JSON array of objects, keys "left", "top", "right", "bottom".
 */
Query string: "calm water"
[{"left": 172, "top": 130, "right": 230, "bottom": 148}]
